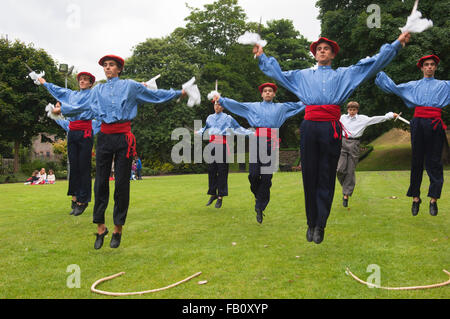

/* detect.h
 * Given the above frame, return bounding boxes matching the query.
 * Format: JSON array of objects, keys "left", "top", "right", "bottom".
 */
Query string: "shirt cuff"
[{"left": 391, "top": 40, "right": 402, "bottom": 51}]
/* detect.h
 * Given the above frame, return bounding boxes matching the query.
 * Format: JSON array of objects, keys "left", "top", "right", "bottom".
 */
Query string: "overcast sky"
[{"left": 1, "top": 0, "right": 321, "bottom": 81}]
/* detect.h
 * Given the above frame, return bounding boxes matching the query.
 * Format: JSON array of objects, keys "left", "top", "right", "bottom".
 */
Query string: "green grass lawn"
[{"left": 0, "top": 171, "right": 449, "bottom": 299}]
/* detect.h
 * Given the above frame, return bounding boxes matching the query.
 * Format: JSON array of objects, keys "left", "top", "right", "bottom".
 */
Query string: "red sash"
[
  {"left": 255, "top": 128, "right": 281, "bottom": 150},
  {"left": 414, "top": 106, "right": 447, "bottom": 130},
  {"left": 69, "top": 120, "right": 92, "bottom": 138},
  {"left": 304, "top": 105, "right": 348, "bottom": 139},
  {"left": 209, "top": 135, "right": 227, "bottom": 144},
  {"left": 101, "top": 122, "right": 137, "bottom": 158}
]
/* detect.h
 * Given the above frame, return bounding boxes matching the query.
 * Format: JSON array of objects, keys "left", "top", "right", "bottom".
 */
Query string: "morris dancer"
[
  {"left": 53, "top": 104, "right": 101, "bottom": 215},
  {"left": 212, "top": 83, "right": 305, "bottom": 224},
  {"left": 254, "top": 31, "right": 410, "bottom": 243},
  {"left": 337, "top": 101, "right": 398, "bottom": 207},
  {"left": 375, "top": 54, "right": 449, "bottom": 216},
  {"left": 43, "top": 55, "right": 186, "bottom": 249},
  {"left": 196, "top": 99, "right": 254, "bottom": 209},
  {"left": 39, "top": 72, "right": 98, "bottom": 216}
]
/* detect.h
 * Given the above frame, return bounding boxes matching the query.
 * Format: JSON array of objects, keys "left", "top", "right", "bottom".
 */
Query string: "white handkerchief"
[
  {"left": 237, "top": 31, "right": 267, "bottom": 47},
  {"left": 400, "top": 8, "right": 433, "bottom": 33},
  {"left": 207, "top": 90, "right": 220, "bottom": 101},
  {"left": 45, "top": 103, "right": 65, "bottom": 120},
  {"left": 145, "top": 74, "right": 160, "bottom": 90}
]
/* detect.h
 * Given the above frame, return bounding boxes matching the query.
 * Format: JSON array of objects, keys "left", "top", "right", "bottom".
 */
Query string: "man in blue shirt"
[
  {"left": 375, "top": 55, "right": 449, "bottom": 216},
  {"left": 212, "top": 83, "right": 305, "bottom": 223},
  {"left": 197, "top": 99, "right": 254, "bottom": 209},
  {"left": 253, "top": 31, "right": 410, "bottom": 243},
  {"left": 40, "top": 72, "right": 98, "bottom": 216}
]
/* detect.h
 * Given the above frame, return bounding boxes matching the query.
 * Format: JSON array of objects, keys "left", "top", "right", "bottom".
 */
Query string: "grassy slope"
[
  {"left": 0, "top": 172, "right": 448, "bottom": 299},
  {"left": 358, "top": 128, "right": 450, "bottom": 171}
]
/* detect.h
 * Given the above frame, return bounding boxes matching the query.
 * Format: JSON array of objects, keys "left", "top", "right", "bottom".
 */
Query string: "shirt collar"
[{"left": 107, "top": 76, "right": 120, "bottom": 83}]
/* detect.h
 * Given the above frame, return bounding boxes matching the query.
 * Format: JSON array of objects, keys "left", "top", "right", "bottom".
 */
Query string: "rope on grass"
[
  {"left": 91, "top": 271, "right": 202, "bottom": 296},
  {"left": 346, "top": 268, "right": 450, "bottom": 290}
]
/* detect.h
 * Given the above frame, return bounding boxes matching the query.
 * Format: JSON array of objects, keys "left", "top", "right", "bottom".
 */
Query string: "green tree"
[
  {"left": 0, "top": 39, "right": 66, "bottom": 172},
  {"left": 316, "top": 0, "right": 449, "bottom": 142}
]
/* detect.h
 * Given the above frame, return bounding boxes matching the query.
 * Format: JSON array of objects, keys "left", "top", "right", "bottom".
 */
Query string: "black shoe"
[
  {"left": 306, "top": 226, "right": 314, "bottom": 242},
  {"left": 110, "top": 232, "right": 122, "bottom": 248},
  {"left": 256, "top": 208, "right": 264, "bottom": 224},
  {"left": 411, "top": 199, "right": 421, "bottom": 216},
  {"left": 94, "top": 228, "right": 109, "bottom": 250},
  {"left": 215, "top": 198, "right": 222, "bottom": 208},
  {"left": 69, "top": 200, "right": 76, "bottom": 215},
  {"left": 206, "top": 195, "right": 218, "bottom": 206},
  {"left": 313, "top": 226, "right": 325, "bottom": 244},
  {"left": 343, "top": 196, "right": 348, "bottom": 208},
  {"left": 429, "top": 201, "right": 438, "bottom": 216},
  {"left": 73, "top": 203, "right": 88, "bottom": 216}
]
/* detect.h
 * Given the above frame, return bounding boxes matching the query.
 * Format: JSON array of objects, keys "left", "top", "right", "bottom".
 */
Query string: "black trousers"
[
  {"left": 407, "top": 117, "right": 445, "bottom": 199},
  {"left": 300, "top": 120, "right": 342, "bottom": 229},
  {"left": 93, "top": 132, "right": 133, "bottom": 226},
  {"left": 207, "top": 143, "right": 229, "bottom": 197},
  {"left": 67, "top": 130, "right": 93, "bottom": 204},
  {"left": 249, "top": 137, "right": 274, "bottom": 212}
]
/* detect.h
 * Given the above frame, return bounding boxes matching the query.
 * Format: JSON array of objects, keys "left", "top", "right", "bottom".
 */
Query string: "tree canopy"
[{"left": 0, "top": 39, "right": 67, "bottom": 171}]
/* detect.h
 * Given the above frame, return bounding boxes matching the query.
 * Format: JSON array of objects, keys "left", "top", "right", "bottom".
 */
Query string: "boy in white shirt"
[{"left": 337, "top": 101, "right": 398, "bottom": 207}]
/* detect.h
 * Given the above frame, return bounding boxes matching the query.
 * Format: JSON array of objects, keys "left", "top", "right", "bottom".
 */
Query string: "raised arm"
[
  {"left": 257, "top": 54, "right": 303, "bottom": 98},
  {"left": 217, "top": 97, "right": 254, "bottom": 121},
  {"left": 39, "top": 77, "right": 75, "bottom": 103}
]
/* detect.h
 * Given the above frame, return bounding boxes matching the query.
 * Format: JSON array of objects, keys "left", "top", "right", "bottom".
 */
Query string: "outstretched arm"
[
  {"left": 216, "top": 96, "right": 254, "bottom": 121},
  {"left": 346, "top": 32, "right": 410, "bottom": 87},
  {"left": 135, "top": 81, "right": 183, "bottom": 104},
  {"left": 282, "top": 101, "right": 307, "bottom": 119},
  {"left": 375, "top": 72, "right": 417, "bottom": 108}
]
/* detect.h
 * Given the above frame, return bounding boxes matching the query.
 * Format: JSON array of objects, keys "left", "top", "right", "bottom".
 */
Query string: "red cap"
[
  {"left": 98, "top": 55, "right": 125, "bottom": 68},
  {"left": 77, "top": 72, "right": 96, "bottom": 83},
  {"left": 258, "top": 83, "right": 278, "bottom": 93},
  {"left": 417, "top": 55, "right": 440, "bottom": 68},
  {"left": 310, "top": 37, "right": 340, "bottom": 56}
]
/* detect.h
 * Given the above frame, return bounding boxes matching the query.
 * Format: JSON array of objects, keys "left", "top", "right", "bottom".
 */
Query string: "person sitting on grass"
[
  {"left": 46, "top": 169, "right": 56, "bottom": 184},
  {"left": 34, "top": 168, "right": 47, "bottom": 185},
  {"left": 24, "top": 170, "right": 39, "bottom": 185}
]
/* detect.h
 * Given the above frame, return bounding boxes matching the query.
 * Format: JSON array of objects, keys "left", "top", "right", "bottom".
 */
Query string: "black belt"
[{"left": 347, "top": 137, "right": 360, "bottom": 140}]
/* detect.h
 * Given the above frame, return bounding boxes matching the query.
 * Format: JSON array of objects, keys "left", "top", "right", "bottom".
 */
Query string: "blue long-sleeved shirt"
[
  {"left": 54, "top": 119, "right": 101, "bottom": 135},
  {"left": 43, "top": 83, "right": 95, "bottom": 121},
  {"left": 52, "top": 77, "right": 182, "bottom": 123},
  {"left": 197, "top": 112, "right": 254, "bottom": 136},
  {"left": 375, "top": 72, "right": 450, "bottom": 109},
  {"left": 258, "top": 40, "right": 402, "bottom": 106},
  {"left": 217, "top": 98, "right": 305, "bottom": 128}
]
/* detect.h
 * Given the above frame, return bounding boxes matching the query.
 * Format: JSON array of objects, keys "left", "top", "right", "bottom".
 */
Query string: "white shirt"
[{"left": 340, "top": 112, "right": 394, "bottom": 138}]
